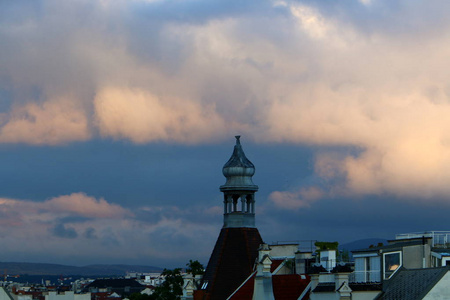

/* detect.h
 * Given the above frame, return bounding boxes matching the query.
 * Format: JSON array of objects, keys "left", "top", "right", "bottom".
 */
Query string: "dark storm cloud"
[
  {"left": 51, "top": 223, "right": 78, "bottom": 239},
  {"left": 1, "top": 0, "right": 450, "bottom": 267},
  {"left": 123, "top": 0, "right": 275, "bottom": 62},
  {"left": 84, "top": 227, "right": 98, "bottom": 239},
  {"left": 304, "top": 0, "right": 450, "bottom": 38},
  {"left": 258, "top": 193, "right": 450, "bottom": 246}
]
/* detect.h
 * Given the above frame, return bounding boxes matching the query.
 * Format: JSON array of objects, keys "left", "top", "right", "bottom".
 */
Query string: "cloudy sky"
[{"left": 1, "top": 0, "right": 450, "bottom": 268}]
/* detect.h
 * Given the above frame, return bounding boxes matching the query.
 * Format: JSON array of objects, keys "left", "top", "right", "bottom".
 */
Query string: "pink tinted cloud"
[
  {"left": 4, "top": 0, "right": 450, "bottom": 202},
  {"left": 0, "top": 198, "right": 26, "bottom": 227},
  {"left": 94, "top": 87, "right": 229, "bottom": 144},
  {"left": 0, "top": 194, "right": 220, "bottom": 264},
  {"left": 0, "top": 100, "right": 90, "bottom": 145},
  {"left": 0, "top": 193, "right": 132, "bottom": 225},
  {"left": 43, "top": 192, "right": 133, "bottom": 218},
  {"left": 269, "top": 186, "right": 323, "bottom": 210}
]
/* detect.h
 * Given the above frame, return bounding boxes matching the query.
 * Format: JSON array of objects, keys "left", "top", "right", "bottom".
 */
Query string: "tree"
[
  {"left": 150, "top": 268, "right": 183, "bottom": 300},
  {"left": 186, "top": 260, "right": 205, "bottom": 289},
  {"left": 339, "top": 249, "right": 350, "bottom": 262},
  {"left": 129, "top": 293, "right": 152, "bottom": 300},
  {"left": 315, "top": 241, "right": 339, "bottom": 251},
  {"left": 186, "top": 260, "right": 204, "bottom": 277}
]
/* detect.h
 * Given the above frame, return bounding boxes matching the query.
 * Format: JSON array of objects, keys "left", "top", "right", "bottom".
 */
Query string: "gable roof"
[
  {"left": 200, "top": 227, "right": 263, "bottom": 300},
  {"left": 376, "top": 267, "right": 449, "bottom": 300},
  {"left": 0, "top": 287, "right": 14, "bottom": 300},
  {"left": 271, "top": 259, "right": 285, "bottom": 273},
  {"left": 312, "top": 283, "right": 335, "bottom": 293},
  {"left": 227, "top": 272, "right": 256, "bottom": 300},
  {"left": 272, "top": 274, "right": 310, "bottom": 300},
  {"left": 349, "top": 283, "right": 382, "bottom": 291},
  {"left": 228, "top": 273, "right": 310, "bottom": 300}
]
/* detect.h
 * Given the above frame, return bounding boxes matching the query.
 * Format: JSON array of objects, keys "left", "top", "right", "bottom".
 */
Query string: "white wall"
[
  {"left": 0, "top": 288, "right": 12, "bottom": 300},
  {"left": 269, "top": 244, "right": 298, "bottom": 258},
  {"left": 11, "top": 295, "right": 31, "bottom": 300},
  {"left": 74, "top": 293, "right": 90, "bottom": 300},
  {"left": 423, "top": 271, "right": 450, "bottom": 299},
  {"left": 310, "top": 290, "right": 380, "bottom": 300},
  {"left": 45, "top": 291, "right": 91, "bottom": 300},
  {"left": 309, "top": 292, "right": 337, "bottom": 300},
  {"left": 352, "top": 291, "right": 381, "bottom": 300}
]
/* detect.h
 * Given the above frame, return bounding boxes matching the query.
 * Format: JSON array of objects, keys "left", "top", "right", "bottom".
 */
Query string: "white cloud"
[
  {"left": 0, "top": 100, "right": 90, "bottom": 145},
  {"left": 269, "top": 186, "right": 323, "bottom": 210},
  {"left": 94, "top": 87, "right": 229, "bottom": 144},
  {"left": 2, "top": 0, "right": 450, "bottom": 200},
  {"left": 43, "top": 193, "right": 133, "bottom": 218},
  {"left": 358, "top": 0, "right": 373, "bottom": 5},
  {"left": 290, "top": 4, "right": 331, "bottom": 40},
  {"left": 0, "top": 193, "right": 218, "bottom": 265}
]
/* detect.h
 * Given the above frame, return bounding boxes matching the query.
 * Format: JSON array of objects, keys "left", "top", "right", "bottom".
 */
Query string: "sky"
[{"left": 1, "top": 0, "right": 450, "bottom": 269}]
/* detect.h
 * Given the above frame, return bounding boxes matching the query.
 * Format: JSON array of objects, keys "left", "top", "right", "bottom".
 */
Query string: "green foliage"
[
  {"left": 340, "top": 249, "right": 350, "bottom": 262},
  {"left": 186, "top": 260, "right": 205, "bottom": 289},
  {"left": 129, "top": 293, "right": 152, "bottom": 300},
  {"left": 186, "top": 260, "right": 205, "bottom": 277},
  {"left": 150, "top": 268, "right": 183, "bottom": 300},
  {"left": 315, "top": 241, "right": 339, "bottom": 251},
  {"left": 284, "top": 258, "right": 295, "bottom": 273},
  {"left": 148, "top": 261, "right": 204, "bottom": 299}
]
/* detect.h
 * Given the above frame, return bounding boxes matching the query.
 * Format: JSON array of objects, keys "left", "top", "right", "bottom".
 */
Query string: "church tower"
[
  {"left": 221, "top": 135, "right": 258, "bottom": 228},
  {"left": 197, "top": 136, "right": 263, "bottom": 300}
]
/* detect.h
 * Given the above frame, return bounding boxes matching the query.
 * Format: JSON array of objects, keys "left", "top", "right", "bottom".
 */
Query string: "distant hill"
[
  {"left": 339, "top": 238, "right": 388, "bottom": 252},
  {"left": 0, "top": 262, "right": 163, "bottom": 276}
]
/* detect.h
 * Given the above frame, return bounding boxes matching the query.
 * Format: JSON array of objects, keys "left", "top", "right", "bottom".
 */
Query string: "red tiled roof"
[
  {"left": 199, "top": 227, "right": 263, "bottom": 300},
  {"left": 228, "top": 273, "right": 255, "bottom": 300},
  {"left": 229, "top": 274, "right": 310, "bottom": 300},
  {"left": 272, "top": 274, "right": 310, "bottom": 300},
  {"left": 92, "top": 292, "right": 122, "bottom": 300},
  {"left": 14, "top": 291, "right": 45, "bottom": 300},
  {"left": 271, "top": 259, "right": 285, "bottom": 273}
]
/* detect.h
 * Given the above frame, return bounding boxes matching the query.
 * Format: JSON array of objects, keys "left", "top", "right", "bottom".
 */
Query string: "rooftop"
[
  {"left": 376, "top": 266, "right": 450, "bottom": 300},
  {"left": 352, "top": 238, "right": 431, "bottom": 254},
  {"left": 396, "top": 231, "right": 450, "bottom": 248}
]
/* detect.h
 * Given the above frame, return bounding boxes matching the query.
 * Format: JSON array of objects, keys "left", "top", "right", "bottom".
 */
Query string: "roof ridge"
[
  {"left": 226, "top": 271, "right": 256, "bottom": 300},
  {"left": 206, "top": 228, "right": 229, "bottom": 299},
  {"left": 416, "top": 267, "right": 449, "bottom": 300}
]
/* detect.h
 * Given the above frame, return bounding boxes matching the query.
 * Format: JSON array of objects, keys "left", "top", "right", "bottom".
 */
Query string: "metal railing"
[
  {"left": 270, "top": 240, "right": 318, "bottom": 252},
  {"left": 396, "top": 231, "right": 450, "bottom": 248},
  {"left": 349, "top": 270, "right": 381, "bottom": 283}
]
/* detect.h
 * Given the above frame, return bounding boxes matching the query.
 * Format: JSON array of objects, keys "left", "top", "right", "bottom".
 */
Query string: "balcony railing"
[
  {"left": 317, "top": 273, "right": 335, "bottom": 283},
  {"left": 396, "top": 231, "right": 450, "bottom": 248},
  {"left": 349, "top": 270, "right": 381, "bottom": 283}
]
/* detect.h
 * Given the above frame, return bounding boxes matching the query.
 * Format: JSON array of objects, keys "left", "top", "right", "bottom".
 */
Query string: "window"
[
  {"left": 383, "top": 251, "right": 401, "bottom": 279},
  {"left": 369, "top": 256, "right": 380, "bottom": 282},
  {"left": 353, "top": 255, "right": 380, "bottom": 282}
]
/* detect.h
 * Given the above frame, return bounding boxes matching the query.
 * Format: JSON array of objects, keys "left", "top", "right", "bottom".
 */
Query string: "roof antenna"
[{"left": 235, "top": 135, "right": 241, "bottom": 144}]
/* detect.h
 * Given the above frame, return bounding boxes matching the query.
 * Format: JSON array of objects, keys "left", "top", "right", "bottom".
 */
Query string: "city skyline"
[{"left": 1, "top": 0, "right": 450, "bottom": 268}]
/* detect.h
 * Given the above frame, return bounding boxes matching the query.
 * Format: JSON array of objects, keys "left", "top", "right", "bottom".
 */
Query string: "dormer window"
[{"left": 383, "top": 251, "right": 402, "bottom": 279}]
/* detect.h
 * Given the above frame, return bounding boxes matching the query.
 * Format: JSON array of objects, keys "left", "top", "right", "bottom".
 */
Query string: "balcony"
[
  {"left": 396, "top": 231, "right": 450, "bottom": 248},
  {"left": 349, "top": 270, "right": 381, "bottom": 283},
  {"left": 317, "top": 273, "right": 335, "bottom": 283}
]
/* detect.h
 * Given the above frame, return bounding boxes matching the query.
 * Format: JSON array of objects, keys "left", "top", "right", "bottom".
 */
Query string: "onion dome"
[{"left": 220, "top": 136, "right": 258, "bottom": 191}]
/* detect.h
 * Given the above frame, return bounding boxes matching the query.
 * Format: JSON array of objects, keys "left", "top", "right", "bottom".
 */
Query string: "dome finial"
[{"left": 221, "top": 135, "right": 257, "bottom": 189}]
